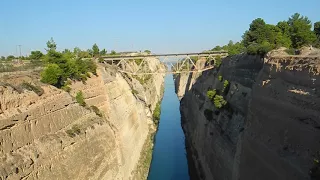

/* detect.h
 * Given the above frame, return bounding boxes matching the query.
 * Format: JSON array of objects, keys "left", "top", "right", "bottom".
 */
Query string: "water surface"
[{"left": 148, "top": 74, "right": 189, "bottom": 180}]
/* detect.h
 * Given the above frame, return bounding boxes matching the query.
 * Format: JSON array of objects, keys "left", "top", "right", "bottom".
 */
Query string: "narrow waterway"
[{"left": 148, "top": 74, "right": 189, "bottom": 180}]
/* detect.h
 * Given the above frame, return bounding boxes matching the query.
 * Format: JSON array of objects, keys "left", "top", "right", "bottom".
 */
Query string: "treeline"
[
  {"left": 0, "top": 41, "right": 116, "bottom": 62},
  {"left": 39, "top": 38, "right": 101, "bottom": 91},
  {"left": 212, "top": 13, "right": 320, "bottom": 55}
]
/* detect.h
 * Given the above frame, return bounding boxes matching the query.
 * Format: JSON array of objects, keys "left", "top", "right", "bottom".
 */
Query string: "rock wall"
[
  {"left": 175, "top": 54, "right": 320, "bottom": 180},
  {"left": 0, "top": 58, "right": 165, "bottom": 180}
]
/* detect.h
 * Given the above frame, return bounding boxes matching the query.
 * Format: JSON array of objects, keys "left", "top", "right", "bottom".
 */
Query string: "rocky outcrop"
[
  {"left": 175, "top": 53, "right": 320, "bottom": 180},
  {"left": 0, "top": 58, "right": 165, "bottom": 180}
]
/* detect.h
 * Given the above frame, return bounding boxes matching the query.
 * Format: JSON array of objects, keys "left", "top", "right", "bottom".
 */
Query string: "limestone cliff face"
[
  {"left": 175, "top": 54, "right": 320, "bottom": 180},
  {"left": 0, "top": 58, "right": 165, "bottom": 180}
]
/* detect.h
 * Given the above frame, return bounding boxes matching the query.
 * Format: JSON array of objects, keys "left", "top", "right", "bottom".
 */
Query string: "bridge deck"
[{"left": 102, "top": 51, "right": 227, "bottom": 60}]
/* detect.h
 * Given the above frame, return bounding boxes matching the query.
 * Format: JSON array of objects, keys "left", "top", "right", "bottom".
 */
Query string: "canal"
[{"left": 148, "top": 74, "right": 189, "bottom": 180}]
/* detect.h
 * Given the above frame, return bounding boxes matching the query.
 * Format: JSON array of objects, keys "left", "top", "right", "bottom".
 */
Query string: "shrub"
[
  {"left": 98, "top": 57, "right": 104, "bottom": 63},
  {"left": 76, "top": 91, "right": 86, "bottom": 106},
  {"left": 61, "top": 85, "right": 71, "bottom": 92},
  {"left": 40, "top": 64, "right": 63, "bottom": 86},
  {"left": 218, "top": 75, "right": 223, "bottom": 81},
  {"left": 214, "top": 95, "right": 227, "bottom": 109},
  {"left": 285, "top": 48, "right": 296, "bottom": 55},
  {"left": 206, "top": 89, "right": 216, "bottom": 100},
  {"left": 20, "top": 82, "right": 44, "bottom": 96},
  {"left": 222, "top": 80, "right": 229, "bottom": 93},
  {"left": 91, "top": 105, "right": 103, "bottom": 117},
  {"left": 66, "top": 124, "right": 81, "bottom": 137},
  {"left": 153, "top": 102, "right": 161, "bottom": 125},
  {"left": 214, "top": 56, "right": 222, "bottom": 67}
]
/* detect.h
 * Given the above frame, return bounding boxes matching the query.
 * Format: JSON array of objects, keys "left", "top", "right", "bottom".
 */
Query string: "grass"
[
  {"left": 133, "top": 74, "right": 152, "bottom": 85},
  {"left": 20, "top": 82, "right": 44, "bottom": 96},
  {"left": 66, "top": 124, "right": 81, "bottom": 138},
  {"left": 131, "top": 129, "right": 155, "bottom": 180},
  {"left": 132, "top": 89, "right": 139, "bottom": 95},
  {"left": 91, "top": 105, "right": 103, "bottom": 117}
]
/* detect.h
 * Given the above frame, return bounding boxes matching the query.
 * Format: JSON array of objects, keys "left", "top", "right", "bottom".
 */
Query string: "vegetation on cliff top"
[
  {"left": 212, "top": 13, "right": 320, "bottom": 55},
  {"left": 40, "top": 38, "right": 98, "bottom": 88}
]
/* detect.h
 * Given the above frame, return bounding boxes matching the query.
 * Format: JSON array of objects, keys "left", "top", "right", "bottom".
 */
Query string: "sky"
[{"left": 0, "top": 0, "right": 319, "bottom": 56}]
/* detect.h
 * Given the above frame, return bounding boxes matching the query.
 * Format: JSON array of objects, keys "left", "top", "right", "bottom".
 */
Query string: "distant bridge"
[{"left": 102, "top": 51, "right": 228, "bottom": 75}]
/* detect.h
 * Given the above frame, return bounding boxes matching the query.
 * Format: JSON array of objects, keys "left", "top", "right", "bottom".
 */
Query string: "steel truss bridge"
[{"left": 102, "top": 51, "right": 228, "bottom": 75}]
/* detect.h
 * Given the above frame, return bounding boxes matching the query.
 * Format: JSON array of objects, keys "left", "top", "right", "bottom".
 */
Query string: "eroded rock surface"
[
  {"left": 0, "top": 58, "right": 165, "bottom": 180},
  {"left": 175, "top": 53, "right": 320, "bottom": 180}
]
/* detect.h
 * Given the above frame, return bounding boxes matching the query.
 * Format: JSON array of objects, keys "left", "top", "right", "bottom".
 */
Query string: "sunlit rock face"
[{"left": 0, "top": 58, "right": 165, "bottom": 180}]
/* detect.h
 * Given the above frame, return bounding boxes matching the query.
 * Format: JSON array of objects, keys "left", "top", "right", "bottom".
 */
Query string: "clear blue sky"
[{"left": 0, "top": 0, "right": 319, "bottom": 56}]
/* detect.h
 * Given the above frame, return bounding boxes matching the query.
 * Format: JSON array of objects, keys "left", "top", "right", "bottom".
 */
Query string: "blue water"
[{"left": 148, "top": 74, "right": 189, "bottom": 180}]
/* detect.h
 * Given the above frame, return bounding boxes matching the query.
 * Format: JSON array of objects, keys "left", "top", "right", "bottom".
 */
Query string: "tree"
[
  {"left": 211, "top": 45, "right": 222, "bottom": 51},
  {"left": 6, "top": 55, "right": 15, "bottom": 61},
  {"left": 87, "top": 49, "right": 93, "bottom": 57},
  {"left": 314, "top": 22, "right": 320, "bottom": 47},
  {"left": 29, "top": 51, "right": 44, "bottom": 60},
  {"left": 92, "top": 43, "right": 100, "bottom": 57},
  {"left": 277, "top": 21, "right": 291, "bottom": 36},
  {"left": 315, "top": 22, "right": 320, "bottom": 37},
  {"left": 46, "top": 37, "right": 57, "bottom": 51},
  {"left": 100, "top": 48, "right": 107, "bottom": 55},
  {"left": 110, "top": 50, "right": 117, "bottom": 55},
  {"left": 40, "top": 64, "right": 63, "bottom": 86},
  {"left": 144, "top": 50, "right": 151, "bottom": 54},
  {"left": 73, "top": 47, "right": 81, "bottom": 56},
  {"left": 1, "top": 56, "right": 5, "bottom": 61},
  {"left": 288, "top": 13, "right": 316, "bottom": 48}
]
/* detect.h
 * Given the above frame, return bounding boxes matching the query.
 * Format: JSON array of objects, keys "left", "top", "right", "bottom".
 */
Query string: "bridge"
[{"left": 102, "top": 51, "right": 228, "bottom": 75}]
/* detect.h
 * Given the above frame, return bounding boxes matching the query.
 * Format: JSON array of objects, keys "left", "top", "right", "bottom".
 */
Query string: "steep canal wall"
[
  {"left": 175, "top": 52, "right": 320, "bottom": 180},
  {"left": 0, "top": 59, "right": 165, "bottom": 180}
]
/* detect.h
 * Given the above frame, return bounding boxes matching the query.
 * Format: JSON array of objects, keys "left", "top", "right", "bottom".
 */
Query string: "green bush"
[
  {"left": 214, "top": 56, "right": 222, "bottom": 67},
  {"left": 91, "top": 105, "right": 103, "bottom": 117},
  {"left": 153, "top": 103, "right": 161, "bottom": 125},
  {"left": 98, "top": 57, "right": 104, "bottom": 63},
  {"left": 40, "top": 39, "right": 98, "bottom": 88},
  {"left": 222, "top": 80, "right": 229, "bottom": 92},
  {"left": 61, "top": 85, "right": 71, "bottom": 92},
  {"left": 218, "top": 75, "right": 223, "bottom": 82},
  {"left": 207, "top": 89, "right": 216, "bottom": 100},
  {"left": 76, "top": 91, "right": 86, "bottom": 106},
  {"left": 66, "top": 124, "right": 81, "bottom": 138},
  {"left": 285, "top": 48, "right": 296, "bottom": 55},
  {"left": 214, "top": 95, "right": 227, "bottom": 109},
  {"left": 20, "top": 82, "right": 44, "bottom": 96},
  {"left": 40, "top": 64, "right": 63, "bottom": 86}
]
